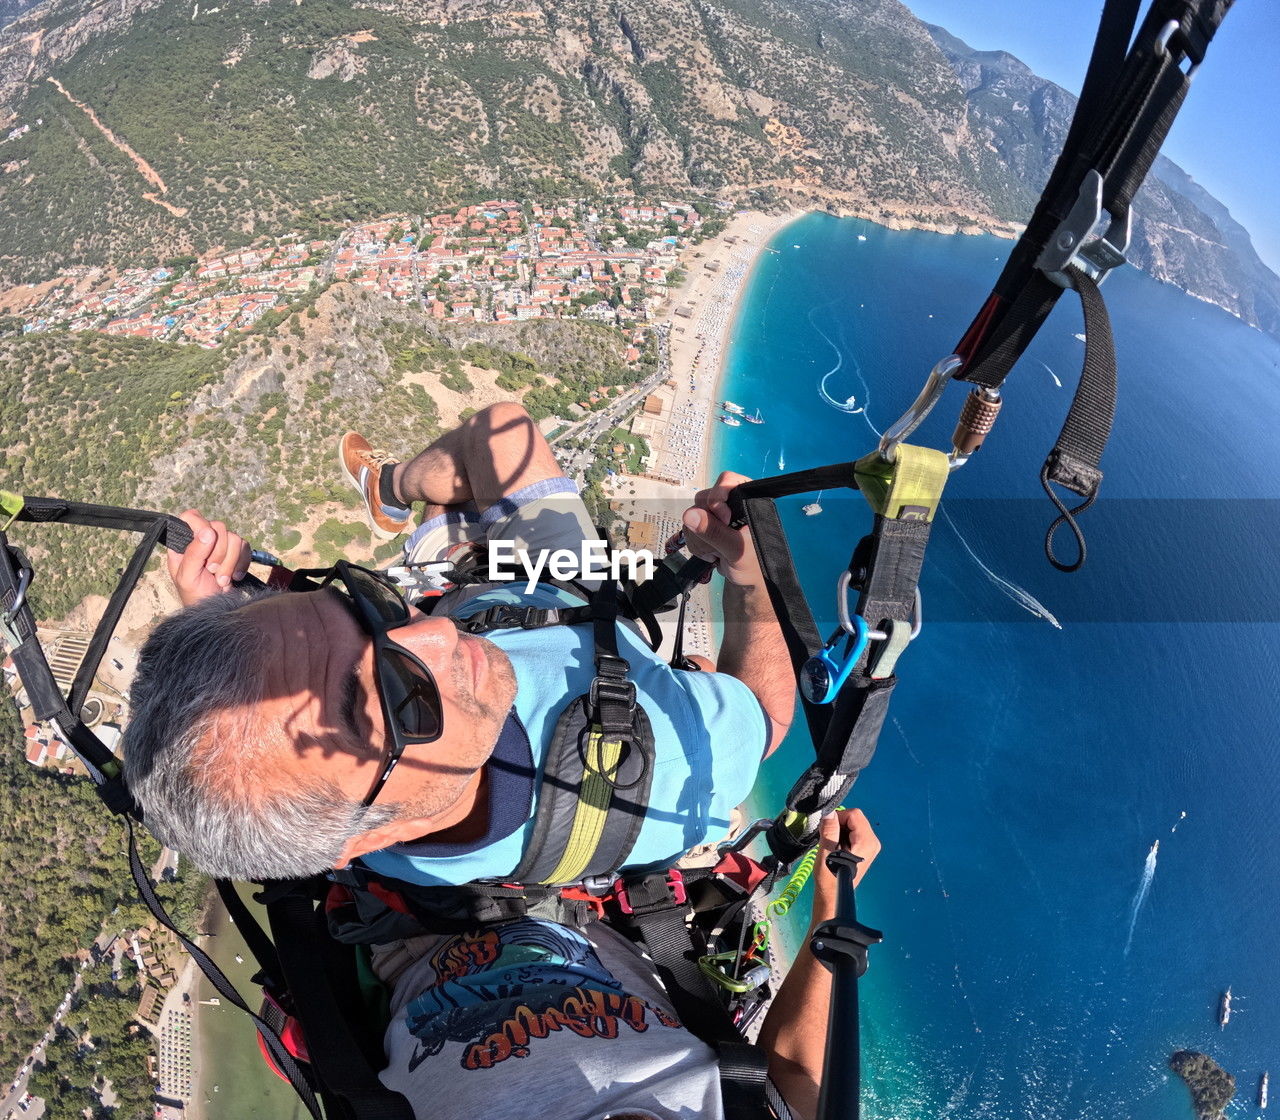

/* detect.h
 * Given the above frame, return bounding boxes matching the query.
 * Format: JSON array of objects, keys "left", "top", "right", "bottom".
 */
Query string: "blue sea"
[{"left": 713, "top": 212, "right": 1280, "bottom": 1120}]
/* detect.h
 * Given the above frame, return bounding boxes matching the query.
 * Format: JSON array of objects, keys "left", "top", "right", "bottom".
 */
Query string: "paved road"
[
  {"left": 551, "top": 326, "right": 672, "bottom": 482},
  {"left": 0, "top": 970, "right": 80, "bottom": 1119}
]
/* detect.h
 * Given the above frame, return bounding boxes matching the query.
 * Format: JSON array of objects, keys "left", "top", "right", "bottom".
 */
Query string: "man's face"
[{"left": 237, "top": 590, "right": 516, "bottom": 821}]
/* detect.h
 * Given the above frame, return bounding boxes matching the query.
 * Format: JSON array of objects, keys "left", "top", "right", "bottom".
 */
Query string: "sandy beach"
[
  {"left": 601, "top": 207, "right": 811, "bottom": 974},
  {"left": 604, "top": 208, "right": 804, "bottom": 657}
]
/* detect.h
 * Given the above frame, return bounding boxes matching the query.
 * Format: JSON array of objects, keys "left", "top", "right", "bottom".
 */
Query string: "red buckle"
[
  {"left": 711, "top": 850, "right": 770, "bottom": 893},
  {"left": 558, "top": 885, "right": 609, "bottom": 919},
  {"left": 615, "top": 869, "right": 687, "bottom": 915}
]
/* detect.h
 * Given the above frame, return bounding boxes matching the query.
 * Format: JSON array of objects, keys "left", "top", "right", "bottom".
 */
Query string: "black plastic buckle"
[
  {"left": 589, "top": 675, "right": 637, "bottom": 712},
  {"left": 487, "top": 604, "right": 547, "bottom": 628},
  {"left": 595, "top": 652, "right": 631, "bottom": 678},
  {"left": 616, "top": 869, "right": 687, "bottom": 916}
]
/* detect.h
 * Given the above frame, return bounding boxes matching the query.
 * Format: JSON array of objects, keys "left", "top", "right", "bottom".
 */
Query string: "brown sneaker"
[{"left": 339, "top": 432, "right": 412, "bottom": 540}]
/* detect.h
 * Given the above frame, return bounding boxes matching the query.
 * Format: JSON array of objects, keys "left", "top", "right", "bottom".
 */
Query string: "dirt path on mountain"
[{"left": 46, "top": 76, "right": 188, "bottom": 217}]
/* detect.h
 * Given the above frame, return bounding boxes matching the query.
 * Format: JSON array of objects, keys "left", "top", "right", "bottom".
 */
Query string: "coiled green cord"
[{"left": 766, "top": 841, "right": 820, "bottom": 919}]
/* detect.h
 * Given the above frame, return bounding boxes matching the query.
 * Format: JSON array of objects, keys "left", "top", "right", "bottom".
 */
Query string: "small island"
[{"left": 1170, "top": 1050, "right": 1236, "bottom": 1120}]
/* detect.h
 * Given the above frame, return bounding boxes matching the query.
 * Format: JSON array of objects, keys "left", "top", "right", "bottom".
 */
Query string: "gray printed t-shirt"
[{"left": 376, "top": 918, "right": 724, "bottom": 1120}]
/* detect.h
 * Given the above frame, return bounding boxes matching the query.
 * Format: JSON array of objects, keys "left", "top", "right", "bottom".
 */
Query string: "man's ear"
[{"left": 333, "top": 816, "right": 438, "bottom": 869}]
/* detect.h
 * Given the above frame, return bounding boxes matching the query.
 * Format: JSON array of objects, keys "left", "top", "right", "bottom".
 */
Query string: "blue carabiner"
[{"left": 800, "top": 616, "right": 871, "bottom": 705}]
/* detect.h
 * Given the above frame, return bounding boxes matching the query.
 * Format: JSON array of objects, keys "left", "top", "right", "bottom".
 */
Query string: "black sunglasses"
[{"left": 293, "top": 561, "right": 444, "bottom": 807}]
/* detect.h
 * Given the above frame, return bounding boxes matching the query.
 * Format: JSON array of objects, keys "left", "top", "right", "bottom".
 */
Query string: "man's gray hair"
[{"left": 122, "top": 589, "right": 395, "bottom": 880}]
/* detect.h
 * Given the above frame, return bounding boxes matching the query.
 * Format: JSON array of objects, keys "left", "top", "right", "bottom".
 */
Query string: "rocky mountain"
[
  {"left": 0, "top": 0, "right": 1275, "bottom": 333},
  {"left": 927, "top": 23, "right": 1280, "bottom": 335},
  {"left": 0, "top": 0, "right": 41, "bottom": 31},
  {"left": 0, "top": 0, "right": 1013, "bottom": 286}
]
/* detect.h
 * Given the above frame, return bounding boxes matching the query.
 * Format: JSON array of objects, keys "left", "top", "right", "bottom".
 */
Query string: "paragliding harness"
[{"left": 0, "top": 1, "right": 1234, "bottom": 1115}]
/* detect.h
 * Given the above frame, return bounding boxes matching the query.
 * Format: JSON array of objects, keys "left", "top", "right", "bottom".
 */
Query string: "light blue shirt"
[{"left": 359, "top": 586, "right": 765, "bottom": 887}]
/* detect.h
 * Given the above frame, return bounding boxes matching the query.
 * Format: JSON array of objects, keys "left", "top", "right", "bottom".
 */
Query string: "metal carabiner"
[
  {"left": 1155, "top": 19, "right": 1200, "bottom": 79},
  {"left": 835, "top": 569, "right": 922, "bottom": 642},
  {"left": 0, "top": 563, "right": 32, "bottom": 649},
  {"left": 4, "top": 563, "right": 31, "bottom": 619},
  {"left": 879, "top": 354, "right": 965, "bottom": 463}
]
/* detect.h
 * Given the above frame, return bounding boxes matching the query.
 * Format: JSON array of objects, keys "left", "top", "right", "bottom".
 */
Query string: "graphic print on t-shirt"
[{"left": 403, "top": 919, "right": 682, "bottom": 1071}]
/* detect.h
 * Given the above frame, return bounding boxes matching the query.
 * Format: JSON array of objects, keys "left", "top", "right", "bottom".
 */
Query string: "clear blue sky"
[{"left": 901, "top": 0, "right": 1280, "bottom": 275}]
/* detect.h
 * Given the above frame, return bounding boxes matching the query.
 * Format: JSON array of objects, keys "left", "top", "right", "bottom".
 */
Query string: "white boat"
[
  {"left": 803, "top": 490, "right": 823, "bottom": 516},
  {"left": 744, "top": 408, "right": 764, "bottom": 425},
  {"left": 721, "top": 400, "right": 745, "bottom": 415},
  {"left": 1260, "top": 1071, "right": 1269, "bottom": 1109},
  {"left": 1219, "top": 987, "right": 1232, "bottom": 1029},
  {"left": 778, "top": 450, "right": 786, "bottom": 471},
  {"left": 1073, "top": 332, "right": 1087, "bottom": 342},
  {"left": 718, "top": 415, "right": 741, "bottom": 427}
]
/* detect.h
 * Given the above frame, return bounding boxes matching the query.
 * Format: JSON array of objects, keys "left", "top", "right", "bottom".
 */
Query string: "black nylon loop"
[
  {"left": 1036, "top": 268, "right": 1117, "bottom": 571},
  {"left": 1052, "top": 268, "right": 1116, "bottom": 475},
  {"left": 1040, "top": 461, "right": 1098, "bottom": 573}
]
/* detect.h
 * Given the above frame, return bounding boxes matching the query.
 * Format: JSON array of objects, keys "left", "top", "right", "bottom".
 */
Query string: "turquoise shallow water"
[{"left": 716, "top": 212, "right": 1280, "bottom": 1119}]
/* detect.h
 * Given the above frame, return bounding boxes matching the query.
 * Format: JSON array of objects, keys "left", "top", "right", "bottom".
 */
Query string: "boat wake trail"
[
  {"left": 809, "top": 305, "right": 881, "bottom": 440},
  {"left": 938, "top": 505, "right": 1062, "bottom": 628},
  {"left": 1123, "top": 839, "right": 1159, "bottom": 957},
  {"left": 1171, "top": 811, "right": 1187, "bottom": 833},
  {"left": 1035, "top": 358, "right": 1063, "bottom": 388}
]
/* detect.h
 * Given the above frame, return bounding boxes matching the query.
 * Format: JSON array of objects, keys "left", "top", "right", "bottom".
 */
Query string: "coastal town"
[
  {"left": 1, "top": 200, "right": 797, "bottom": 1119},
  {"left": 4, "top": 199, "right": 708, "bottom": 348}
]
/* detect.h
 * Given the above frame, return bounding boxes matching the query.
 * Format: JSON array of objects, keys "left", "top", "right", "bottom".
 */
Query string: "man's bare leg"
[{"left": 392, "top": 403, "right": 562, "bottom": 512}]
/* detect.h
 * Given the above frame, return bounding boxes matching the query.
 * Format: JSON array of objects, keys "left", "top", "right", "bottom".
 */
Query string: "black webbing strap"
[
  {"left": 587, "top": 557, "right": 638, "bottom": 742},
  {"left": 17, "top": 496, "right": 197, "bottom": 545},
  {"left": 770, "top": 517, "right": 929, "bottom": 859},
  {"left": 19, "top": 503, "right": 196, "bottom": 714},
  {"left": 1040, "top": 267, "right": 1117, "bottom": 570},
  {"left": 614, "top": 874, "right": 771, "bottom": 1120},
  {"left": 701, "top": 467, "right": 927, "bottom": 864},
  {"left": 956, "top": 0, "right": 1232, "bottom": 390},
  {"left": 2, "top": 498, "right": 327, "bottom": 1113},
  {"left": 69, "top": 516, "right": 165, "bottom": 716},
  {"left": 739, "top": 494, "right": 825, "bottom": 741},
  {"left": 728, "top": 468, "right": 857, "bottom": 748},
  {"left": 123, "top": 821, "right": 325, "bottom": 1119},
  {"left": 0, "top": 530, "right": 134, "bottom": 808},
  {"left": 455, "top": 602, "right": 595, "bottom": 633},
  {"left": 4, "top": 497, "right": 245, "bottom": 811},
  {"left": 266, "top": 890, "right": 416, "bottom": 1120},
  {"left": 854, "top": 516, "right": 929, "bottom": 638},
  {"left": 215, "top": 878, "right": 286, "bottom": 993}
]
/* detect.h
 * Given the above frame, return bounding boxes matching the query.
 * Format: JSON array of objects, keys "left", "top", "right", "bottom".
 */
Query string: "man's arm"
[
  {"left": 392, "top": 402, "right": 563, "bottom": 512},
  {"left": 756, "top": 809, "right": 881, "bottom": 1120},
  {"left": 681, "top": 472, "right": 792, "bottom": 757}
]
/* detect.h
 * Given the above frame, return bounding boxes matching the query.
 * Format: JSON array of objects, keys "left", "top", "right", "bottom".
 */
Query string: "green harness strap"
[
  {"left": 539, "top": 728, "right": 626, "bottom": 885},
  {"left": 853, "top": 444, "right": 950, "bottom": 522}
]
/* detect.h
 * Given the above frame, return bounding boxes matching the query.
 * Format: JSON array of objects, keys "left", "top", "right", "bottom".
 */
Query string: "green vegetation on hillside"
[
  {"left": 0, "top": 0, "right": 994, "bottom": 286},
  {"left": 0, "top": 699, "right": 206, "bottom": 1101},
  {"left": 0, "top": 331, "right": 229, "bottom": 617}
]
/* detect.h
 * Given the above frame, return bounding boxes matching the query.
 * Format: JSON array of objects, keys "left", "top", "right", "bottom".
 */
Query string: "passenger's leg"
[{"left": 393, "top": 403, "right": 562, "bottom": 513}]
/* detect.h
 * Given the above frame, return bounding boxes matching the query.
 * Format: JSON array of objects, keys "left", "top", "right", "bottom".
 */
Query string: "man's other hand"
[
  {"left": 169, "top": 509, "right": 252, "bottom": 606},
  {"left": 810, "top": 808, "right": 880, "bottom": 923},
  {"left": 681, "top": 471, "right": 764, "bottom": 587}
]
